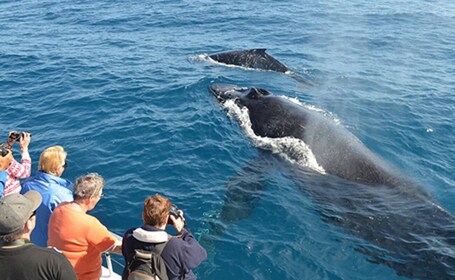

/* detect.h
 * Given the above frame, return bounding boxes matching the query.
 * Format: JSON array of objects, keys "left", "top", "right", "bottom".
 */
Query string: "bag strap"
[{"left": 127, "top": 240, "right": 169, "bottom": 273}]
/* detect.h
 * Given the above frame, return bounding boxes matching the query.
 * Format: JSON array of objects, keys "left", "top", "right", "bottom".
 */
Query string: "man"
[
  {"left": 48, "top": 173, "right": 121, "bottom": 280},
  {"left": 0, "top": 190, "right": 77, "bottom": 280},
  {"left": 122, "top": 194, "right": 207, "bottom": 280}
]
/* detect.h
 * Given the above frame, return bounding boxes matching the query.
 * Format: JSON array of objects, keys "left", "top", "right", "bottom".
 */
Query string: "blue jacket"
[
  {"left": 0, "top": 171, "right": 6, "bottom": 198},
  {"left": 22, "top": 171, "right": 73, "bottom": 247},
  {"left": 122, "top": 225, "right": 207, "bottom": 280}
]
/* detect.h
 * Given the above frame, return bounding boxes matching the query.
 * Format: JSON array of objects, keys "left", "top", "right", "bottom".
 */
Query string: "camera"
[
  {"left": 167, "top": 204, "right": 181, "bottom": 225},
  {"left": 0, "top": 143, "right": 9, "bottom": 157},
  {"left": 9, "top": 131, "right": 26, "bottom": 142},
  {"left": 7, "top": 131, "right": 30, "bottom": 149},
  {"left": 167, "top": 203, "right": 188, "bottom": 229}
]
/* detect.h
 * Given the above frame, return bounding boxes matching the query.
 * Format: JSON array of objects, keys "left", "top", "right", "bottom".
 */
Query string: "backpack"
[{"left": 127, "top": 241, "right": 169, "bottom": 280}]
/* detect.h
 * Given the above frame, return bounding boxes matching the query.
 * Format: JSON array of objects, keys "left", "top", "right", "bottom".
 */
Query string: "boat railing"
[{"left": 102, "top": 231, "right": 124, "bottom": 279}]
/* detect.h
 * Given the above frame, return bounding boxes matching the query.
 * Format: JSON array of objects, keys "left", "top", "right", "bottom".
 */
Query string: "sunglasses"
[
  {"left": 29, "top": 210, "right": 37, "bottom": 219},
  {"left": 0, "top": 143, "right": 9, "bottom": 157}
]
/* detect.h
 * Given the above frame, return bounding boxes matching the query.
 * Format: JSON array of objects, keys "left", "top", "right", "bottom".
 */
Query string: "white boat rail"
[{"left": 101, "top": 231, "right": 123, "bottom": 279}]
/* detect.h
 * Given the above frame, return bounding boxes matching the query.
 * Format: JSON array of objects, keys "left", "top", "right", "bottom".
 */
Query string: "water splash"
[{"left": 221, "top": 99, "right": 326, "bottom": 174}]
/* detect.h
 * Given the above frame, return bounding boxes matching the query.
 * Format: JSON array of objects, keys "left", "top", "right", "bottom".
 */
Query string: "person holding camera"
[
  {"left": 22, "top": 145, "right": 73, "bottom": 247},
  {"left": 122, "top": 194, "right": 207, "bottom": 280},
  {"left": 3, "top": 132, "right": 31, "bottom": 197},
  {"left": 48, "top": 173, "right": 122, "bottom": 280}
]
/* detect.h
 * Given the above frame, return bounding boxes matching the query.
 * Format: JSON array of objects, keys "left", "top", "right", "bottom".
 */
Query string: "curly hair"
[
  {"left": 0, "top": 228, "right": 25, "bottom": 243},
  {"left": 143, "top": 194, "right": 172, "bottom": 227}
]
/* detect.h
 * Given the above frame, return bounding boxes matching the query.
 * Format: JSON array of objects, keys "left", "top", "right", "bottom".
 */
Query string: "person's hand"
[
  {"left": 19, "top": 132, "right": 31, "bottom": 153},
  {"left": 169, "top": 210, "right": 185, "bottom": 234},
  {"left": 109, "top": 239, "right": 123, "bottom": 255}
]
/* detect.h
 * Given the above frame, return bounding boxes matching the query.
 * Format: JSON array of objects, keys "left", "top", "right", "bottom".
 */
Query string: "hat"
[{"left": 0, "top": 191, "right": 42, "bottom": 235}]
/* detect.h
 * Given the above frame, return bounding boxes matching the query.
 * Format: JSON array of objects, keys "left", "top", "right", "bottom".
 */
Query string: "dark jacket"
[{"left": 122, "top": 225, "right": 207, "bottom": 280}]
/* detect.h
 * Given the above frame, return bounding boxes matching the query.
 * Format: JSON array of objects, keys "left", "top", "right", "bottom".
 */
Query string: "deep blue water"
[{"left": 1, "top": 0, "right": 455, "bottom": 279}]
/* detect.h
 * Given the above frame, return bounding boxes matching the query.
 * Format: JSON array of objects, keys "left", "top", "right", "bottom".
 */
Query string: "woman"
[
  {"left": 122, "top": 194, "right": 207, "bottom": 280},
  {"left": 3, "top": 132, "right": 31, "bottom": 196},
  {"left": 22, "top": 145, "right": 72, "bottom": 247},
  {"left": 48, "top": 173, "right": 121, "bottom": 280}
]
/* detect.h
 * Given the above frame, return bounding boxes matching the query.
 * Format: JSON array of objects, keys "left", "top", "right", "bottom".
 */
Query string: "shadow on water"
[
  {"left": 202, "top": 152, "right": 455, "bottom": 279},
  {"left": 200, "top": 152, "right": 270, "bottom": 241}
]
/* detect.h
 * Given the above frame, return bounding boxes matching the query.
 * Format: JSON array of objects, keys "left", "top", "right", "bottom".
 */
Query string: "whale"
[
  {"left": 207, "top": 83, "right": 455, "bottom": 279},
  {"left": 209, "top": 83, "right": 422, "bottom": 194},
  {"left": 209, "top": 49, "right": 289, "bottom": 73},
  {"left": 209, "top": 49, "right": 313, "bottom": 85}
]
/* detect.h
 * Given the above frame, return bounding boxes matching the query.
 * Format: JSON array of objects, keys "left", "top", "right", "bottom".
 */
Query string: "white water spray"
[{"left": 221, "top": 99, "right": 326, "bottom": 174}]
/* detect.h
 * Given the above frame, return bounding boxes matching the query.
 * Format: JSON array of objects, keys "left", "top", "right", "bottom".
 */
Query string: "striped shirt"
[{"left": 3, "top": 152, "right": 31, "bottom": 196}]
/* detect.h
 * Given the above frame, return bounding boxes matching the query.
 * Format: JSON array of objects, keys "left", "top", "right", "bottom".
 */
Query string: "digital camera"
[
  {"left": 7, "top": 131, "right": 30, "bottom": 149},
  {"left": 167, "top": 204, "right": 180, "bottom": 225},
  {"left": 9, "top": 131, "right": 26, "bottom": 141}
]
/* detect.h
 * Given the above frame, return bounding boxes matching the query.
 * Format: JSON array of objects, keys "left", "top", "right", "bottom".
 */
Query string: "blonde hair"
[{"left": 38, "top": 146, "right": 67, "bottom": 174}]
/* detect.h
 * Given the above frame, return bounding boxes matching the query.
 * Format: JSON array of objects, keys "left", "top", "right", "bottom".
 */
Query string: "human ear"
[{"left": 25, "top": 216, "right": 36, "bottom": 232}]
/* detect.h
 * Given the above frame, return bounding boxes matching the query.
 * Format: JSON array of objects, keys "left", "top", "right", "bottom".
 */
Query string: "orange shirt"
[{"left": 48, "top": 203, "right": 116, "bottom": 280}]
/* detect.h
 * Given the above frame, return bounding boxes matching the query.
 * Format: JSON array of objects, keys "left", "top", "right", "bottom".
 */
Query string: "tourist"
[
  {"left": 0, "top": 190, "right": 77, "bottom": 280},
  {"left": 48, "top": 173, "right": 121, "bottom": 280},
  {"left": 0, "top": 143, "right": 13, "bottom": 197},
  {"left": 3, "top": 132, "right": 31, "bottom": 197},
  {"left": 122, "top": 194, "right": 207, "bottom": 280},
  {"left": 22, "top": 145, "right": 72, "bottom": 247}
]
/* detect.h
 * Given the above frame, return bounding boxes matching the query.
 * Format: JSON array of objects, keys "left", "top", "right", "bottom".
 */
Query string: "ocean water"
[{"left": 1, "top": 0, "right": 455, "bottom": 279}]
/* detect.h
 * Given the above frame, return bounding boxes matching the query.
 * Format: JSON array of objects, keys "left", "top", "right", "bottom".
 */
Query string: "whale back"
[
  {"left": 209, "top": 49, "right": 289, "bottom": 73},
  {"left": 237, "top": 90, "right": 423, "bottom": 192}
]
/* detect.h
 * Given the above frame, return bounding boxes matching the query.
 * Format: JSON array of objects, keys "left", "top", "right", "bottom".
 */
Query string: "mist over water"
[{"left": 1, "top": 0, "right": 454, "bottom": 279}]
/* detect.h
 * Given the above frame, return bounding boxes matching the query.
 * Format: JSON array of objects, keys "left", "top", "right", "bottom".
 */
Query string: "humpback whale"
[
  {"left": 207, "top": 83, "right": 455, "bottom": 279},
  {"left": 209, "top": 49, "right": 313, "bottom": 85},
  {"left": 209, "top": 49, "right": 289, "bottom": 73},
  {"left": 210, "top": 83, "right": 421, "bottom": 193}
]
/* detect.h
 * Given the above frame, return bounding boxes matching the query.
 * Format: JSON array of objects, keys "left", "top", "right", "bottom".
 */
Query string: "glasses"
[
  {"left": 91, "top": 189, "right": 104, "bottom": 199},
  {"left": 62, "top": 162, "right": 68, "bottom": 168}
]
